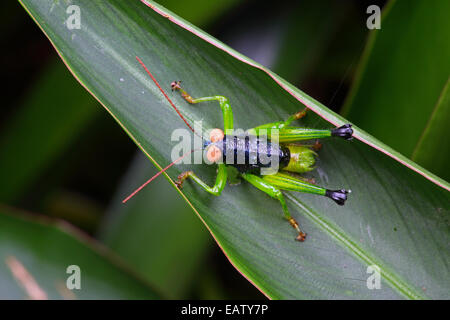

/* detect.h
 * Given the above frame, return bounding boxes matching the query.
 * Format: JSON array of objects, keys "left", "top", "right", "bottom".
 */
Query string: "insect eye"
[
  {"left": 209, "top": 128, "right": 224, "bottom": 143},
  {"left": 206, "top": 145, "right": 222, "bottom": 163}
]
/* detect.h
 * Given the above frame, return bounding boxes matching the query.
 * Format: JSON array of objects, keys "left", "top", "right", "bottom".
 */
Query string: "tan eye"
[
  {"left": 206, "top": 145, "right": 222, "bottom": 163},
  {"left": 209, "top": 128, "right": 224, "bottom": 142}
]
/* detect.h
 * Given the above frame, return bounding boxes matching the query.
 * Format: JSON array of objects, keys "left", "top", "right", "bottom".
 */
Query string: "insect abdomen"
[
  {"left": 281, "top": 145, "right": 316, "bottom": 173},
  {"left": 219, "top": 135, "right": 290, "bottom": 173}
]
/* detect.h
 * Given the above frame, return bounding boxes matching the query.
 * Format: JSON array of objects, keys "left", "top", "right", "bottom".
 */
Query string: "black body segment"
[
  {"left": 325, "top": 189, "right": 349, "bottom": 205},
  {"left": 212, "top": 135, "right": 290, "bottom": 173}
]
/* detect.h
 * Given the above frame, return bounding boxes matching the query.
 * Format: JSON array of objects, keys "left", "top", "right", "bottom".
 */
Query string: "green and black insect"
[{"left": 125, "top": 57, "right": 353, "bottom": 241}]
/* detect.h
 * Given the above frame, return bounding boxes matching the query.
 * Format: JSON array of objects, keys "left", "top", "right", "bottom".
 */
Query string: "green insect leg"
[
  {"left": 250, "top": 125, "right": 353, "bottom": 143},
  {"left": 247, "top": 109, "right": 332, "bottom": 142},
  {"left": 281, "top": 108, "right": 308, "bottom": 127},
  {"left": 171, "top": 83, "right": 231, "bottom": 196},
  {"left": 171, "top": 81, "right": 233, "bottom": 132},
  {"left": 248, "top": 107, "right": 353, "bottom": 142},
  {"left": 247, "top": 108, "right": 306, "bottom": 135},
  {"left": 278, "top": 127, "right": 333, "bottom": 143},
  {"left": 262, "top": 172, "right": 350, "bottom": 206},
  {"left": 176, "top": 163, "right": 228, "bottom": 196},
  {"left": 241, "top": 173, "right": 307, "bottom": 241}
]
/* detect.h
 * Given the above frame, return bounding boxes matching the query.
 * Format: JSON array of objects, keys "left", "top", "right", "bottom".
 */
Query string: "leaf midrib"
[{"left": 284, "top": 192, "right": 425, "bottom": 299}]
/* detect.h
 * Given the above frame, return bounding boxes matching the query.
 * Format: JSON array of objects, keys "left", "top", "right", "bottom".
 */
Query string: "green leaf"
[
  {"left": 99, "top": 153, "right": 213, "bottom": 298},
  {"left": 19, "top": 0, "right": 450, "bottom": 299},
  {"left": 342, "top": 0, "right": 450, "bottom": 180},
  {"left": 0, "top": 205, "right": 160, "bottom": 299}
]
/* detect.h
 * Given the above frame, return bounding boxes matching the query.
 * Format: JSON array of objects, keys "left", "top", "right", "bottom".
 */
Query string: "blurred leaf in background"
[
  {"left": 155, "top": 0, "right": 241, "bottom": 28},
  {"left": 411, "top": 79, "right": 450, "bottom": 181},
  {"left": 0, "top": 205, "right": 160, "bottom": 299},
  {"left": 272, "top": 0, "right": 355, "bottom": 85},
  {"left": 342, "top": 0, "right": 450, "bottom": 181},
  {"left": 0, "top": 60, "right": 100, "bottom": 203}
]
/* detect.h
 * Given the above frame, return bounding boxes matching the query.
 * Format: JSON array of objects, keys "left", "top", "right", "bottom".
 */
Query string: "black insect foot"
[
  {"left": 325, "top": 189, "right": 350, "bottom": 206},
  {"left": 331, "top": 124, "right": 353, "bottom": 140}
]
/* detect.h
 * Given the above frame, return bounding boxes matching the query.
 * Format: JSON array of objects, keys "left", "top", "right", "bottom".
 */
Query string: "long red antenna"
[
  {"left": 135, "top": 56, "right": 194, "bottom": 133},
  {"left": 122, "top": 149, "right": 198, "bottom": 203}
]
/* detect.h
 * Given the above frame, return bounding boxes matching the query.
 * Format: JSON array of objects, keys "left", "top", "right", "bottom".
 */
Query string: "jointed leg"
[
  {"left": 171, "top": 81, "right": 233, "bottom": 131},
  {"left": 282, "top": 108, "right": 308, "bottom": 127},
  {"left": 249, "top": 125, "right": 353, "bottom": 143},
  {"left": 291, "top": 175, "right": 316, "bottom": 185},
  {"left": 247, "top": 108, "right": 353, "bottom": 142},
  {"left": 262, "top": 172, "right": 350, "bottom": 206},
  {"left": 241, "top": 173, "right": 306, "bottom": 241},
  {"left": 247, "top": 109, "right": 333, "bottom": 142},
  {"left": 176, "top": 163, "right": 228, "bottom": 196},
  {"left": 298, "top": 140, "right": 322, "bottom": 151},
  {"left": 247, "top": 108, "right": 307, "bottom": 135}
]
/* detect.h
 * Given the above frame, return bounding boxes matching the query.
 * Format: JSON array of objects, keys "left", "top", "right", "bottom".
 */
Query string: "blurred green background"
[{"left": 1, "top": 0, "right": 448, "bottom": 299}]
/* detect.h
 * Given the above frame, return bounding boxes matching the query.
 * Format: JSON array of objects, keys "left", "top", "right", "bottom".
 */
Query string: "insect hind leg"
[
  {"left": 282, "top": 108, "right": 308, "bottom": 127},
  {"left": 241, "top": 173, "right": 307, "bottom": 241},
  {"left": 263, "top": 172, "right": 350, "bottom": 206}
]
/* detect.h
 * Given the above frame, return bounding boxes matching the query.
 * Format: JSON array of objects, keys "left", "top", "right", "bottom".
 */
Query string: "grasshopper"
[{"left": 125, "top": 57, "right": 353, "bottom": 241}]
